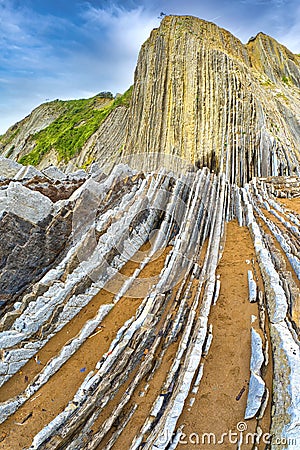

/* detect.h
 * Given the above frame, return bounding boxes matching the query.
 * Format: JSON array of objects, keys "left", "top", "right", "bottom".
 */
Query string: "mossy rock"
[{"left": 18, "top": 87, "right": 133, "bottom": 166}]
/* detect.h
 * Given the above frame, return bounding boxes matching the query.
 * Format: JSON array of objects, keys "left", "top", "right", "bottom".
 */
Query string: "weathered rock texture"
[
  {"left": 0, "top": 14, "right": 299, "bottom": 450},
  {"left": 0, "top": 95, "right": 127, "bottom": 172},
  {"left": 1, "top": 17, "right": 299, "bottom": 184},
  {"left": 0, "top": 156, "right": 298, "bottom": 449},
  {"left": 0, "top": 101, "right": 71, "bottom": 161},
  {"left": 123, "top": 16, "right": 300, "bottom": 184}
]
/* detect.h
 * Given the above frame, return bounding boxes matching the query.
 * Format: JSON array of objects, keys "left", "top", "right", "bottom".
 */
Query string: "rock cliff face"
[
  {"left": 0, "top": 15, "right": 300, "bottom": 450},
  {"left": 1, "top": 16, "right": 299, "bottom": 184},
  {"left": 0, "top": 100, "right": 78, "bottom": 162},
  {"left": 123, "top": 16, "right": 300, "bottom": 184}
]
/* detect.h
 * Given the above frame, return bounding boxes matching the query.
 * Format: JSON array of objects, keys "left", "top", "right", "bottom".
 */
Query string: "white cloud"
[
  {"left": 0, "top": 2, "right": 159, "bottom": 133},
  {"left": 278, "top": 5, "right": 300, "bottom": 52},
  {"left": 81, "top": 4, "right": 158, "bottom": 56}
]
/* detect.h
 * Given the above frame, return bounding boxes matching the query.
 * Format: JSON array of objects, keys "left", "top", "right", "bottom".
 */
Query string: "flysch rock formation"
[
  {"left": 1, "top": 16, "right": 300, "bottom": 181},
  {"left": 123, "top": 16, "right": 300, "bottom": 184},
  {"left": 0, "top": 14, "right": 299, "bottom": 450}
]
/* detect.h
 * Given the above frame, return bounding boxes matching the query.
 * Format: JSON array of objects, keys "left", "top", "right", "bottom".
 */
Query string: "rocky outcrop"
[
  {"left": 0, "top": 14, "right": 300, "bottom": 450},
  {"left": 122, "top": 16, "right": 300, "bottom": 184},
  {"left": 1, "top": 17, "right": 299, "bottom": 183},
  {"left": 71, "top": 106, "right": 129, "bottom": 172},
  {"left": 244, "top": 327, "right": 266, "bottom": 419},
  {"left": 0, "top": 182, "right": 53, "bottom": 224},
  {"left": 0, "top": 206, "right": 73, "bottom": 313},
  {"left": 247, "top": 32, "right": 300, "bottom": 86},
  {"left": 0, "top": 158, "right": 90, "bottom": 313},
  {"left": 0, "top": 94, "right": 129, "bottom": 172},
  {"left": 0, "top": 155, "right": 298, "bottom": 449},
  {"left": 0, "top": 156, "right": 22, "bottom": 178},
  {"left": 0, "top": 101, "right": 70, "bottom": 161}
]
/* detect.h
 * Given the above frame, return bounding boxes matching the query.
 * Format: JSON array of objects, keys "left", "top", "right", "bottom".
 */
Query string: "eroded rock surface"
[
  {"left": 123, "top": 16, "right": 300, "bottom": 184},
  {"left": 1, "top": 17, "right": 299, "bottom": 182},
  {"left": 0, "top": 13, "right": 299, "bottom": 450},
  {"left": 0, "top": 159, "right": 297, "bottom": 450}
]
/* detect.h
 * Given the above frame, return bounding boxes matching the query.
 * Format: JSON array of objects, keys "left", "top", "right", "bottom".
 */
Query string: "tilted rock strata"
[
  {"left": 0, "top": 96, "right": 126, "bottom": 172},
  {"left": 0, "top": 17, "right": 299, "bottom": 183},
  {"left": 0, "top": 159, "right": 92, "bottom": 314},
  {"left": 73, "top": 106, "right": 129, "bottom": 172},
  {"left": 0, "top": 13, "right": 299, "bottom": 450},
  {"left": 0, "top": 158, "right": 299, "bottom": 449},
  {"left": 123, "top": 16, "right": 300, "bottom": 184},
  {"left": 0, "top": 102, "right": 69, "bottom": 161},
  {"left": 244, "top": 327, "right": 266, "bottom": 420}
]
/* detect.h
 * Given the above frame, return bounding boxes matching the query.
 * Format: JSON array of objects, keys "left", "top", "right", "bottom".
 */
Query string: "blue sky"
[{"left": 0, "top": 0, "right": 299, "bottom": 134}]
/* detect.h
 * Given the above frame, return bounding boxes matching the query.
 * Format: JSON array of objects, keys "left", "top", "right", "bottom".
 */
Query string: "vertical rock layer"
[
  {"left": 0, "top": 16, "right": 300, "bottom": 450},
  {"left": 123, "top": 16, "right": 300, "bottom": 185}
]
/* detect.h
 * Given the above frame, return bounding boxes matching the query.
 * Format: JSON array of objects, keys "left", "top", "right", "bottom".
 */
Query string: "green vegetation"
[
  {"left": 276, "top": 92, "right": 289, "bottom": 102},
  {"left": 260, "top": 78, "right": 274, "bottom": 87},
  {"left": 98, "top": 91, "right": 114, "bottom": 99},
  {"left": 18, "top": 87, "right": 133, "bottom": 166},
  {"left": 81, "top": 155, "right": 95, "bottom": 170},
  {"left": 6, "top": 146, "right": 15, "bottom": 158},
  {"left": 282, "top": 75, "right": 292, "bottom": 85},
  {"left": 112, "top": 87, "right": 133, "bottom": 108}
]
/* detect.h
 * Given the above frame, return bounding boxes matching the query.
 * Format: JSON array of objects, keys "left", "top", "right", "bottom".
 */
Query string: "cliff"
[
  {"left": 0, "top": 158, "right": 299, "bottom": 450},
  {"left": 1, "top": 16, "right": 299, "bottom": 185},
  {"left": 0, "top": 14, "right": 300, "bottom": 450},
  {"left": 0, "top": 90, "right": 131, "bottom": 172},
  {"left": 123, "top": 16, "right": 300, "bottom": 184}
]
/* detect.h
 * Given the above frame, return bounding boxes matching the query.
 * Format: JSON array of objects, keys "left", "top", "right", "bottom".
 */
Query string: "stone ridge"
[
  {"left": 0, "top": 15, "right": 299, "bottom": 185},
  {"left": 0, "top": 15, "right": 300, "bottom": 450},
  {"left": 122, "top": 15, "right": 300, "bottom": 184},
  {"left": 0, "top": 101, "right": 69, "bottom": 160},
  {"left": 0, "top": 158, "right": 299, "bottom": 448},
  {"left": 247, "top": 32, "right": 300, "bottom": 86}
]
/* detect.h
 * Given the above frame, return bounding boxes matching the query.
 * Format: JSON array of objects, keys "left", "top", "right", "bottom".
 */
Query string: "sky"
[{"left": 0, "top": 0, "right": 299, "bottom": 134}]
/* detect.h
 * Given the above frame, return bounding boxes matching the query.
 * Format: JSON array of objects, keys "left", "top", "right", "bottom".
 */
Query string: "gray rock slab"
[
  {"left": 43, "top": 165, "right": 66, "bottom": 180},
  {"left": 0, "top": 157, "right": 21, "bottom": 178},
  {"left": 2, "top": 181, "right": 53, "bottom": 224},
  {"left": 0, "top": 331, "right": 24, "bottom": 349},
  {"left": 250, "top": 328, "right": 264, "bottom": 375},
  {"left": 68, "top": 169, "right": 87, "bottom": 181},
  {"left": 245, "top": 372, "right": 266, "bottom": 419},
  {"left": 248, "top": 270, "right": 257, "bottom": 303},
  {"left": 14, "top": 165, "right": 42, "bottom": 180},
  {"left": 271, "top": 321, "right": 300, "bottom": 446}
]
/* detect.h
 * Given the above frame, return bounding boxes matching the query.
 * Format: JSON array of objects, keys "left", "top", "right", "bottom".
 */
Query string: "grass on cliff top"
[{"left": 18, "top": 87, "right": 132, "bottom": 166}]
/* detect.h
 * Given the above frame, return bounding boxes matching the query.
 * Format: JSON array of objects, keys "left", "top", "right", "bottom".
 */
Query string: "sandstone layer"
[
  {"left": 123, "top": 16, "right": 300, "bottom": 184},
  {"left": 1, "top": 16, "right": 299, "bottom": 184},
  {"left": 0, "top": 14, "right": 299, "bottom": 450}
]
